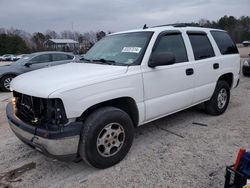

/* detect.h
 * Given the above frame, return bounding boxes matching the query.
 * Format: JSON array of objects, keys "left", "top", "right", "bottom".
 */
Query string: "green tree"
[
  {"left": 0, "top": 34, "right": 30, "bottom": 55},
  {"left": 198, "top": 15, "right": 250, "bottom": 43},
  {"left": 31, "top": 32, "right": 48, "bottom": 51}
]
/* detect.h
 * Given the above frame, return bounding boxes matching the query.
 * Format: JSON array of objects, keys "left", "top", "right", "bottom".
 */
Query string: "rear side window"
[
  {"left": 52, "top": 54, "right": 74, "bottom": 61},
  {"left": 210, "top": 31, "right": 239, "bottom": 55},
  {"left": 188, "top": 33, "right": 215, "bottom": 60},
  {"left": 67, "top": 55, "right": 74, "bottom": 60},
  {"left": 153, "top": 33, "right": 188, "bottom": 63}
]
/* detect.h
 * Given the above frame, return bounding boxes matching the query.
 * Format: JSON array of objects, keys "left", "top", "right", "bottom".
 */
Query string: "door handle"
[
  {"left": 213, "top": 63, "right": 219, "bottom": 69},
  {"left": 186, "top": 68, "right": 194, "bottom": 76}
]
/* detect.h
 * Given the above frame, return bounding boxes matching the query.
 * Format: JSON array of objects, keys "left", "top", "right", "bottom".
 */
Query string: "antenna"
[
  {"left": 71, "top": 22, "right": 74, "bottom": 31},
  {"left": 143, "top": 24, "right": 148, "bottom": 29}
]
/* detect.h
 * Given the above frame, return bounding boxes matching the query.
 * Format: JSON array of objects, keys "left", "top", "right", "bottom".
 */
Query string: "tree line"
[
  {"left": 195, "top": 15, "right": 250, "bottom": 43},
  {"left": 0, "top": 15, "right": 249, "bottom": 55}
]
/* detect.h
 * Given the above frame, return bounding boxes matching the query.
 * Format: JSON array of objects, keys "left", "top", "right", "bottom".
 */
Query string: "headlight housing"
[{"left": 13, "top": 91, "right": 68, "bottom": 127}]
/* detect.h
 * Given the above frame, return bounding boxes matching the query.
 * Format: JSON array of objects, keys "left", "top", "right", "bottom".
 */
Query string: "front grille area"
[{"left": 13, "top": 91, "right": 68, "bottom": 128}]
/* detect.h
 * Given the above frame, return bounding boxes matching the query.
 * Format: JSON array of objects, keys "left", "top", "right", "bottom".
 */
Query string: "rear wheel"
[
  {"left": 79, "top": 107, "right": 134, "bottom": 169},
  {"left": 0, "top": 75, "right": 15, "bottom": 92},
  {"left": 205, "top": 80, "right": 230, "bottom": 115}
]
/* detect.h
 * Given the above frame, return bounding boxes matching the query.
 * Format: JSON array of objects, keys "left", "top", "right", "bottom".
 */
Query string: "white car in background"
[
  {"left": 242, "top": 41, "right": 250, "bottom": 47},
  {"left": 0, "top": 54, "right": 13, "bottom": 61}
]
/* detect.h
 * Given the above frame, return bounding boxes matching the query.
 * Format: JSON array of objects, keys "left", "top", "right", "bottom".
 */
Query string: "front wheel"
[
  {"left": 79, "top": 107, "right": 134, "bottom": 169},
  {"left": 243, "top": 69, "right": 250, "bottom": 77},
  {"left": 0, "top": 75, "right": 15, "bottom": 92},
  {"left": 205, "top": 80, "right": 230, "bottom": 115}
]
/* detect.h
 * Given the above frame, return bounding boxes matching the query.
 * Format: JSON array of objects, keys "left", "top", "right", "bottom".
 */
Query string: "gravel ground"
[{"left": 0, "top": 48, "right": 249, "bottom": 188}]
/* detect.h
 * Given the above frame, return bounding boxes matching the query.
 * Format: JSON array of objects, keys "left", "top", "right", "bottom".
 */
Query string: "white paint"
[{"left": 11, "top": 26, "right": 240, "bottom": 125}]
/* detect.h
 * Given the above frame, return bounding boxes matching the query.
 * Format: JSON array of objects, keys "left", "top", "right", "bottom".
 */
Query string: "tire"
[
  {"left": 0, "top": 75, "right": 15, "bottom": 92},
  {"left": 243, "top": 69, "right": 250, "bottom": 77},
  {"left": 79, "top": 107, "right": 134, "bottom": 169},
  {"left": 205, "top": 80, "right": 230, "bottom": 115}
]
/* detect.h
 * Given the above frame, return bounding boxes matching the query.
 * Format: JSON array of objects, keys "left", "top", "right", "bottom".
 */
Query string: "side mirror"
[
  {"left": 24, "top": 62, "right": 32, "bottom": 67},
  {"left": 148, "top": 52, "right": 175, "bottom": 68}
]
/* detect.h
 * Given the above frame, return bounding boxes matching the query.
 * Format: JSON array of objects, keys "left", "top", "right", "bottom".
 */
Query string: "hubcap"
[
  {"left": 3, "top": 77, "right": 13, "bottom": 90},
  {"left": 217, "top": 88, "right": 227, "bottom": 109},
  {"left": 97, "top": 123, "right": 125, "bottom": 157}
]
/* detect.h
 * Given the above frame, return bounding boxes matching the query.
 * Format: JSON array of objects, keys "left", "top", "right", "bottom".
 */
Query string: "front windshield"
[
  {"left": 11, "top": 54, "right": 34, "bottom": 65},
  {"left": 84, "top": 32, "right": 153, "bottom": 66}
]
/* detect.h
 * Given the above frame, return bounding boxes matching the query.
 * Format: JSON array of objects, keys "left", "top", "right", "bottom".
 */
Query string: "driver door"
[
  {"left": 142, "top": 31, "right": 195, "bottom": 121},
  {"left": 24, "top": 54, "right": 52, "bottom": 72}
]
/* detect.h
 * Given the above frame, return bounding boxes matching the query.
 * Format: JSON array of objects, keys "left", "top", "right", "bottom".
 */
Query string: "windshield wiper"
[
  {"left": 82, "top": 58, "right": 126, "bottom": 66},
  {"left": 80, "top": 57, "right": 91, "bottom": 62},
  {"left": 92, "top": 58, "right": 116, "bottom": 65}
]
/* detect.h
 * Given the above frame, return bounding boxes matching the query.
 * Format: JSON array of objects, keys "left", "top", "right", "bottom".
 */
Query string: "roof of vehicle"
[
  {"left": 111, "top": 24, "right": 225, "bottom": 35},
  {"left": 46, "top": 39, "right": 78, "bottom": 44},
  {"left": 31, "top": 51, "right": 75, "bottom": 56}
]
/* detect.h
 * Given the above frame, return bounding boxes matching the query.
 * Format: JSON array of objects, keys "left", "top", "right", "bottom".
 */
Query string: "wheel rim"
[
  {"left": 96, "top": 123, "right": 125, "bottom": 157},
  {"left": 3, "top": 77, "right": 13, "bottom": 90},
  {"left": 217, "top": 88, "right": 227, "bottom": 109}
]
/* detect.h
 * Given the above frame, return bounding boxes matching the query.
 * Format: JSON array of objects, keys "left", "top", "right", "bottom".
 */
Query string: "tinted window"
[
  {"left": 188, "top": 33, "right": 215, "bottom": 60},
  {"left": 30, "top": 54, "right": 51, "bottom": 63},
  {"left": 153, "top": 34, "right": 188, "bottom": 63},
  {"left": 210, "top": 31, "right": 239, "bottom": 55},
  {"left": 52, "top": 54, "right": 73, "bottom": 61},
  {"left": 67, "top": 55, "right": 74, "bottom": 60}
]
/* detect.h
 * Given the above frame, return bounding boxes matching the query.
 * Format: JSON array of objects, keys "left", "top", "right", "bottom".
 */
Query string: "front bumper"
[{"left": 6, "top": 102, "right": 82, "bottom": 160}]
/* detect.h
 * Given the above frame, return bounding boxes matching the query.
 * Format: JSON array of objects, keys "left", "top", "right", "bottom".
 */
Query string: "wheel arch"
[
  {"left": 217, "top": 72, "right": 233, "bottom": 89},
  {"left": 0, "top": 72, "right": 18, "bottom": 80},
  {"left": 77, "top": 97, "right": 139, "bottom": 127}
]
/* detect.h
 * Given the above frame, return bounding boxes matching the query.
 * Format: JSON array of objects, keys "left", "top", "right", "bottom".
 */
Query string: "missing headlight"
[{"left": 13, "top": 91, "right": 68, "bottom": 128}]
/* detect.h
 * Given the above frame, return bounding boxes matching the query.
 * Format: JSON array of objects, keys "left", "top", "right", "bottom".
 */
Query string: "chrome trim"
[{"left": 9, "top": 120, "right": 79, "bottom": 156}]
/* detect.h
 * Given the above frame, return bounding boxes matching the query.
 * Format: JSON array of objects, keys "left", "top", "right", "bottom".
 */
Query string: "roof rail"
[{"left": 150, "top": 23, "right": 201, "bottom": 28}]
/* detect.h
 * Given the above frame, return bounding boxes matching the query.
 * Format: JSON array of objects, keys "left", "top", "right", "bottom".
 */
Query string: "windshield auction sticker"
[{"left": 122, "top": 47, "right": 141, "bottom": 53}]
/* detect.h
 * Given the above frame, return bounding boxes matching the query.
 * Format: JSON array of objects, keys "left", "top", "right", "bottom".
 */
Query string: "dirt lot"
[{"left": 0, "top": 48, "right": 250, "bottom": 188}]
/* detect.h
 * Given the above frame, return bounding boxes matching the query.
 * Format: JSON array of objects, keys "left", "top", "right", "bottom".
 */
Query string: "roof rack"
[{"left": 150, "top": 23, "right": 201, "bottom": 28}]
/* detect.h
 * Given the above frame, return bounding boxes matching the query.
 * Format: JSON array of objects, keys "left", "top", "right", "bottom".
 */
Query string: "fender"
[
  {"left": 49, "top": 72, "right": 145, "bottom": 122},
  {"left": 0, "top": 72, "right": 19, "bottom": 79}
]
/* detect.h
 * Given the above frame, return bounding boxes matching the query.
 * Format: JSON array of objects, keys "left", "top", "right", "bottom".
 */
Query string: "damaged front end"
[
  {"left": 13, "top": 91, "right": 68, "bottom": 131},
  {"left": 6, "top": 91, "right": 82, "bottom": 160}
]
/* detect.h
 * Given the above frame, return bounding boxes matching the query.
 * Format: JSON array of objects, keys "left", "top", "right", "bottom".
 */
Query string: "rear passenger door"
[
  {"left": 50, "top": 54, "right": 74, "bottom": 66},
  {"left": 143, "top": 31, "right": 195, "bottom": 121},
  {"left": 187, "top": 31, "right": 218, "bottom": 103}
]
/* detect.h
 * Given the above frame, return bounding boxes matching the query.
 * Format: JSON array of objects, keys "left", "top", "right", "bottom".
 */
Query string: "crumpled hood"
[{"left": 11, "top": 63, "right": 128, "bottom": 98}]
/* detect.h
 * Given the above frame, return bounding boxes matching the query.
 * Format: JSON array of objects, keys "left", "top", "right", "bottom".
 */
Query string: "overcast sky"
[{"left": 0, "top": 0, "right": 249, "bottom": 33}]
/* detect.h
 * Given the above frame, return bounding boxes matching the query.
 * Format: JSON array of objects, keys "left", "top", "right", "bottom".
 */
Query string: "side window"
[
  {"left": 52, "top": 54, "right": 72, "bottom": 61},
  {"left": 67, "top": 55, "right": 74, "bottom": 60},
  {"left": 30, "top": 54, "right": 51, "bottom": 64},
  {"left": 210, "top": 31, "right": 239, "bottom": 55},
  {"left": 153, "top": 33, "right": 188, "bottom": 63},
  {"left": 188, "top": 33, "right": 215, "bottom": 60}
]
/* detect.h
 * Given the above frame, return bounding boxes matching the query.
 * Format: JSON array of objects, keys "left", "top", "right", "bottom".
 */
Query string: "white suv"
[{"left": 6, "top": 24, "right": 240, "bottom": 168}]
